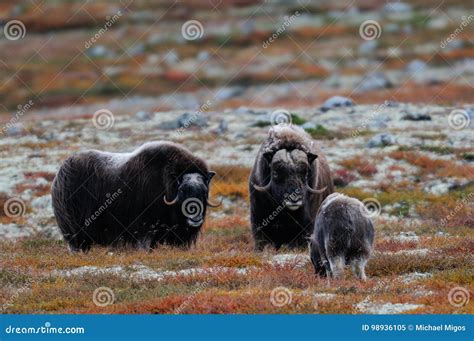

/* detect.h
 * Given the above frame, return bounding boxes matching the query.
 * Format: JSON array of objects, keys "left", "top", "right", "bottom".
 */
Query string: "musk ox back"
[
  {"left": 51, "top": 141, "right": 218, "bottom": 251},
  {"left": 249, "top": 125, "right": 334, "bottom": 250},
  {"left": 310, "top": 193, "right": 375, "bottom": 280}
]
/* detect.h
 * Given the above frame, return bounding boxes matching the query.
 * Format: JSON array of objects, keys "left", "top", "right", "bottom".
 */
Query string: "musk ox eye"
[{"left": 272, "top": 171, "right": 278, "bottom": 178}]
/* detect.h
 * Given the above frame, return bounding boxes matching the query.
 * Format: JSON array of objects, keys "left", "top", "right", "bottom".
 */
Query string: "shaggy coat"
[
  {"left": 51, "top": 141, "right": 216, "bottom": 251},
  {"left": 310, "top": 193, "right": 375, "bottom": 280},
  {"left": 249, "top": 125, "right": 334, "bottom": 250}
]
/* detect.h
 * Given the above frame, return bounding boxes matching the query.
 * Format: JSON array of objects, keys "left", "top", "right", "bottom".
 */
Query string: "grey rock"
[
  {"left": 302, "top": 122, "right": 316, "bottom": 130},
  {"left": 215, "top": 86, "right": 245, "bottom": 101},
  {"left": 406, "top": 60, "right": 427, "bottom": 74},
  {"left": 4, "top": 123, "right": 25, "bottom": 137},
  {"left": 321, "top": 96, "right": 353, "bottom": 112},
  {"left": 128, "top": 43, "right": 145, "bottom": 56},
  {"left": 135, "top": 111, "right": 152, "bottom": 121},
  {"left": 215, "top": 119, "right": 228, "bottom": 135},
  {"left": 359, "top": 40, "right": 378, "bottom": 55},
  {"left": 197, "top": 51, "right": 210, "bottom": 62},
  {"left": 86, "top": 45, "right": 110, "bottom": 58},
  {"left": 402, "top": 112, "right": 431, "bottom": 121},
  {"left": 163, "top": 50, "right": 179, "bottom": 65},
  {"left": 367, "top": 133, "right": 396, "bottom": 148},
  {"left": 159, "top": 113, "right": 208, "bottom": 130},
  {"left": 383, "top": 2, "right": 412, "bottom": 13},
  {"left": 357, "top": 72, "right": 392, "bottom": 93}
]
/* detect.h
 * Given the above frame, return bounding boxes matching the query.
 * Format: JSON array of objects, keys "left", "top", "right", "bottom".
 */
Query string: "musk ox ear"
[
  {"left": 206, "top": 171, "right": 216, "bottom": 184},
  {"left": 307, "top": 152, "right": 318, "bottom": 164}
]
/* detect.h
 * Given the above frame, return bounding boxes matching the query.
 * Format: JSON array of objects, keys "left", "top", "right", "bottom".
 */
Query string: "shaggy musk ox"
[
  {"left": 51, "top": 141, "right": 219, "bottom": 251},
  {"left": 249, "top": 125, "right": 334, "bottom": 250},
  {"left": 310, "top": 193, "right": 375, "bottom": 280}
]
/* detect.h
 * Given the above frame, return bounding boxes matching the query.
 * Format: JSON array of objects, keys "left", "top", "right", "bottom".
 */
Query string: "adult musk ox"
[
  {"left": 249, "top": 125, "right": 334, "bottom": 250},
  {"left": 51, "top": 141, "right": 219, "bottom": 251},
  {"left": 310, "top": 193, "right": 375, "bottom": 280}
]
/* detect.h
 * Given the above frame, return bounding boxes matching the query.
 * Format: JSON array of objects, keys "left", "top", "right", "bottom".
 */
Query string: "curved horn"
[
  {"left": 306, "top": 157, "right": 326, "bottom": 194},
  {"left": 207, "top": 197, "right": 222, "bottom": 208},
  {"left": 252, "top": 181, "right": 272, "bottom": 192},
  {"left": 163, "top": 194, "right": 178, "bottom": 205},
  {"left": 306, "top": 185, "right": 327, "bottom": 194}
]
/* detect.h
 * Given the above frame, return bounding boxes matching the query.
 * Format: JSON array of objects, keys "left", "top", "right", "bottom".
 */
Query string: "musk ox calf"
[
  {"left": 310, "top": 193, "right": 375, "bottom": 280},
  {"left": 249, "top": 125, "right": 334, "bottom": 250},
  {"left": 51, "top": 141, "right": 219, "bottom": 251}
]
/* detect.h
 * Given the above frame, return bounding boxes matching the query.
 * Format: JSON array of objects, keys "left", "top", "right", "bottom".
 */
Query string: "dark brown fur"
[
  {"left": 249, "top": 125, "right": 334, "bottom": 250},
  {"left": 51, "top": 141, "right": 215, "bottom": 251}
]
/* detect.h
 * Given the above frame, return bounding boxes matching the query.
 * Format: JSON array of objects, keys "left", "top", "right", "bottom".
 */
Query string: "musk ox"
[
  {"left": 249, "top": 125, "right": 334, "bottom": 250},
  {"left": 51, "top": 141, "right": 219, "bottom": 251},
  {"left": 310, "top": 193, "right": 375, "bottom": 280}
]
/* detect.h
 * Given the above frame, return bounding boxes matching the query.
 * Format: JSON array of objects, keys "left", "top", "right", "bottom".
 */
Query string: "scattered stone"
[
  {"left": 313, "top": 293, "right": 337, "bottom": 300},
  {"left": 128, "top": 43, "right": 145, "bottom": 56},
  {"left": 215, "top": 86, "right": 245, "bottom": 101},
  {"left": 400, "top": 272, "right": 432, "bottom": 284},
  {"left": 214, "top": 119, "right": 228, "bottom": 135},
  {"left": 367, "top": 133, "right": 396, "bottom": 148},
  {"left": 4, "top": 123, "right": 25, "bottom": 137},
  {"left": 86, "top": 45, "right": 110, "bottom": 58},
  {"left": 359, "top": 40, "right": 378, "bottom": 55},
  {"left": 383, "top": 2, "right": 412, "bottom": 14},
  {"left": 135, "top": 110, "right": 152, "bottom": 121},
  {"left": 197, "top": 51, "right": 210, "bottom": 62},
  {"left": 393, "top": 231, "right": 419, "bottom": 242},
  {"left": 406, "top": 59, "right": 427, "bottom": 74},
  {"left": 163, "top": 50, "right": 179, "bottom": 65},
  {"left": 424, "top": 178, "right": 463, "bottom": 195},
  {"left": 270, "top": 253, "right": 309, "bottom": 268},
  {"left": 356, "top": 72, "right": 392, "bottom": 93},
  {"left": 159, "top": 112, "right": 208, "bottom": 130},
  {"left": 356, "top": 298, "right": 423, "bottom": 314},
  {"left": 321, "top": 96, "right": 353, "bottom": 112},
  {"left": 302, "top": 122, "right": 316, "bottom": 130},
  {"left": 402, "top": 112, "right": 431, "bottom": 121}
]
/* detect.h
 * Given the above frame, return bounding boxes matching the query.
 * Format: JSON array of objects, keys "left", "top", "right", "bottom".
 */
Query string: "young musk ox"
[
  {"left": 51, "top": 141, "right": 219, "bottom": 251},
  {"left": 310, "top": 193, "right": 375, "bottom": 280},
  {"left": 249, "top": 125, "right": 334, "bottom": 250}
]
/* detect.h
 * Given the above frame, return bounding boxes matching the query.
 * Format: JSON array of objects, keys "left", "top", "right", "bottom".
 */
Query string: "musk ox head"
[
  {"left": 253, "top": 148, "right": 326, "bottom": 211},
  {"left": 163, "top": 171, "right": 219, "bottom": 227}
]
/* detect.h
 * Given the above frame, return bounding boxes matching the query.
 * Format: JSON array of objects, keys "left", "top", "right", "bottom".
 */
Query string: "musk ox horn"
[
  {"left": 306, "top": 184, "right": 327, "bottom": 194},
  {"left": 163, "top": 194, "right": 179, "bottom": 205},
  {"left": 207, "top": 197, "right": 222, "bottom": 208},
  {"left": 253, "top": 181, "right": 272, "bottom": 192}
]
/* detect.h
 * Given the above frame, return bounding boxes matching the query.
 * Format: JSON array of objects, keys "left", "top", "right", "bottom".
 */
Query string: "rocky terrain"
[{"left": 0, "top": 0, "right": 472, "bottom": 314}]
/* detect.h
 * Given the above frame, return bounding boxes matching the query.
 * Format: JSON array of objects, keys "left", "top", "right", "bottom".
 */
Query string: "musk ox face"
[
  {"left": 164, "top": 171, "right": 217, "bottom": 228},
  {"left": 253, "top": 148, "right": 325, "bottom": 211}
]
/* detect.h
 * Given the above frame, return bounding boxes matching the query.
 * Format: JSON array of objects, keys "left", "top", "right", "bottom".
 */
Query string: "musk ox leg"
[
  {"left": 328, "top": 255, "right": 345, "bottom": 279},
  {"left": 351, "top": 257, "right": 368, "bottom": 281}
]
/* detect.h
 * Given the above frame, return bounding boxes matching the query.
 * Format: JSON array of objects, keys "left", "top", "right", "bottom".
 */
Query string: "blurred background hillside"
[{"left": 0, "top": 0, "right": 473, "bottom": 121}]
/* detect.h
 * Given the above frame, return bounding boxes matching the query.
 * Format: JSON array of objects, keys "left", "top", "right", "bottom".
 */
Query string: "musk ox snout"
[{"left": 310, "top": 193, "right": 375, "bottom": 280}]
